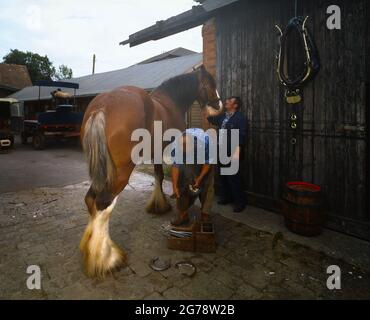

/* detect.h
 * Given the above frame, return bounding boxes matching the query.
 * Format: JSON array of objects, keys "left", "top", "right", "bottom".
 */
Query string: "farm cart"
[
  {"left": 0, "top": 98, "right": 24, "bottom": 151},
  {"left": 21, "top": 80, "right": 83, "bottom": 150}
]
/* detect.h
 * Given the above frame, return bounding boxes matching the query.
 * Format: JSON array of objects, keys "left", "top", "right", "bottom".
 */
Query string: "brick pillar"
[
  {"left": 201, "top": 18, "right": 217, "bottom": 130},
  {"left": 202, "top": 18, "right": 217, "bottom": 78}
]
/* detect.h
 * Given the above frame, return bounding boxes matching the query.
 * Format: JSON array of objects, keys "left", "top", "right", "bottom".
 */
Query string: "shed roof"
[
  {"left": 9, "top": 52, "right": 202, "bottom": 102},
  {"left": 0, "top": 64, "right": 32, "bottom": 91},
  {"left": 138, "top": 47, "right": 196, "bottom": 64}
]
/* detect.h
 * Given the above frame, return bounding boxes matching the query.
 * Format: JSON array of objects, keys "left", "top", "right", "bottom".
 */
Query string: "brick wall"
[
  {"left": 202, "top": 18, "right": 217, "bottom": 78},
  {"left": 184, "top": 18, "right": 218, "bottom": 130},
  {"left": 201, "top": 18, "right": 217, "bottom": 130}
]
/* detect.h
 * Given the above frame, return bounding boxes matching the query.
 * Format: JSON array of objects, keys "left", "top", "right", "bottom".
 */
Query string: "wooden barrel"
[{"left": 282, "top": 181, "right": 325, "bottom": 236}]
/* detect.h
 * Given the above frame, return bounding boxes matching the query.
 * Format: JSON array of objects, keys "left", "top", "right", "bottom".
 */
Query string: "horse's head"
[{"left": 195, "top": 65, "right": 222, "bottom": 110}]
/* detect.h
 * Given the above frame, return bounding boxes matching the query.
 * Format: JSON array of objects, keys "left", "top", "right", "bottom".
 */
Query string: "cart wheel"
[
  {"left": 33, "top": 133, "right": 46, "bottom": 150},
  {"left": 21, "top": 132, "right": 28, "bottom": 144}
]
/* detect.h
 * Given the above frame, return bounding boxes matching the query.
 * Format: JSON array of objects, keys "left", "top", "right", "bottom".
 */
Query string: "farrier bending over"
[{"left": 170, "top": 128, "right": 214, "bottom": 227}]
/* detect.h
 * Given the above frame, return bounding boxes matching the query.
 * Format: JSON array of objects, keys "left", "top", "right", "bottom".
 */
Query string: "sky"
[{"left": 0, "top": 0, "right": 202, "bottom": 77}]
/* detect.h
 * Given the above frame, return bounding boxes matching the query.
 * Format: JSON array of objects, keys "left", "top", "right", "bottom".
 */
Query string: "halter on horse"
[{"left": 79, "top": 66, "right": 221, "bottom": 277}]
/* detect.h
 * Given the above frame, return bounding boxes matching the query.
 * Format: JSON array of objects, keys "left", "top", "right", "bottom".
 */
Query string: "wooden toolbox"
[{"left": 167, "top": 222, "right": 216, "bottom": 253}]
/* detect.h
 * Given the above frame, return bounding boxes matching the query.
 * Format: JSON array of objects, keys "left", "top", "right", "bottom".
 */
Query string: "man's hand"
[
  {"left": 193, "top": 164, "right": 211, "bottom": 188},
  {"left": 193, "top": 176, "right": 203, "bottom": 189},
  {"left": 173, "top": 186, "right": 181, "bottom": 199}
]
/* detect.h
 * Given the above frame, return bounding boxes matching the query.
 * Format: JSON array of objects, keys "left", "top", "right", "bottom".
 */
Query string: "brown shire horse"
[{"left": 80, "top": 66, "right": 221, "bottom": 277}]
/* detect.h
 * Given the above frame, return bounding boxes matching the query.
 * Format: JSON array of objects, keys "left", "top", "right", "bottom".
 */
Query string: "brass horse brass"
[{"left": 285, "top": 90, "right": 302, "bottom": 104}]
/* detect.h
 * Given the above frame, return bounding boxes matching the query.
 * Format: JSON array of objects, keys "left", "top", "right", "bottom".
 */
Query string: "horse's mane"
[{"left": 152, "top": 72, "right": 199, "bottom": 110}]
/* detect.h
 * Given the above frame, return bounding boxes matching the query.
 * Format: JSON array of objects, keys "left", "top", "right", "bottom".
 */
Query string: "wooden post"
[
  {"left": 38, "top": 85, "right": 41, "bottom": 111},
  {"left": 92, "top": 54, "right": 96, "bottom": 75}
]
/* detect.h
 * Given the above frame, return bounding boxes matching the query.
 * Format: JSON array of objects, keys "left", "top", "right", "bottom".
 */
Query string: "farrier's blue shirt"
[{"left": 171, "top": 128, "right": 213, "bottom": 166}]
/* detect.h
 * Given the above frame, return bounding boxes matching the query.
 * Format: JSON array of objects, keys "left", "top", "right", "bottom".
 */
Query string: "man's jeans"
[{"left": 218, "top": 161, "right": 245, "bottom": 206}]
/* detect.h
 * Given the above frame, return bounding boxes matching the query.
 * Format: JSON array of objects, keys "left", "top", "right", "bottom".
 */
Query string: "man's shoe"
[
  {"left": 233, "top": 203, "right": 247, "bottom": 213},
  {"left": 171, "top": 215, "right": 190, "bottom": 227},
  {"left": 217, "top": 199, "right": 232, "bottom": 205}
]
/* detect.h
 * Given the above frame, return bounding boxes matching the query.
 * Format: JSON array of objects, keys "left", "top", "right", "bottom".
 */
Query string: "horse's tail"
[{"left": 82, "top": 110, "right": 115, "bottom": 194}]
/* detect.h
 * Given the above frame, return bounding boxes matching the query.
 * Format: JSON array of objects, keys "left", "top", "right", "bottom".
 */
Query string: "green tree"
[
  {"left": 55, "top": 64, "right": 73, "bottom": 80},
  {"left": 2, "top": 49, "right": 74, "bottom": 83},
  {"left": 3, "top": 49, "right": 55, "bottom": 83}
]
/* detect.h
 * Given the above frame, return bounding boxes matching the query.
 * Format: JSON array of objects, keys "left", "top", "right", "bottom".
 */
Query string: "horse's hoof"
[
  {"left": 86, "top": 252, "right": 127, "bottom": 278},
  {"left": 81, "top": 239, "right": 127, "bottom": 278},
  {"left": 145, "top": 201, "right": 171, "bottom": 215},
  {"left": 145, "top": 194, "right": 171, "bottom": 214}
]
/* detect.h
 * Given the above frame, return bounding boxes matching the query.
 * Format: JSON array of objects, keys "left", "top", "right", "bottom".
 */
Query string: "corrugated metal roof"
[
  {"left": 138, "top": 47, "right": 197, "bottom": 64},
  {"left": 10, "top": 53, "right": 202, "bottom": 102}
]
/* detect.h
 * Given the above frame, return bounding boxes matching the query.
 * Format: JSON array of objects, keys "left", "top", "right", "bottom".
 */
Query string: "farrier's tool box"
[{"left": 167, "top": 222, "right": 216, "bottom": 253}]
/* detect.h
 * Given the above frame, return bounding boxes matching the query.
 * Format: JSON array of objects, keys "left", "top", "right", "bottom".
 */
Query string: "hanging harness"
[
  {"left": 275, "top": 16, "right": 320, "bottom": 163},
  {"left": 275, "top": 16, "right": 320, "bottom": 104}
]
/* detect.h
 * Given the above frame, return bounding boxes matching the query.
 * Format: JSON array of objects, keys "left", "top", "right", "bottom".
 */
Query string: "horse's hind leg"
[
  {"left": 146, "top": 164, "right": 171, "bottom": 214},
  {"left": 80, "top": 167, "right": 133, "bottom": 278},
  {"left": 79, "top": 187, "right": 96, "bottom": 260}
]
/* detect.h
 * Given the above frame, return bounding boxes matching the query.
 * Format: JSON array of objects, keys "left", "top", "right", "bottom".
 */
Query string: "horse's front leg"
[{"left": 146, "top": 164, "right": 171, "bottom": 214}]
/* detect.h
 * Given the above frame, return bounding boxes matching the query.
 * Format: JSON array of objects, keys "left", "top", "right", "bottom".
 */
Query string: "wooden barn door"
[
  {"left": 367, "top": 81, "right": 370, "bottom": 221},
  {"left": 216, "top": 0, "right": 370, "bottom": 240}
]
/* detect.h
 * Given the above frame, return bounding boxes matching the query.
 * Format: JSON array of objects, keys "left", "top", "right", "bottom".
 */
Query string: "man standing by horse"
[{"left": 207, "top": 96, "right": 247, "bottom": 213}]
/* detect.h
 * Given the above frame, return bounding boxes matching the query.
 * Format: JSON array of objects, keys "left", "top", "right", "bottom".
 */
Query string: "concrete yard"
[
  {"left": 0, "top": 142, "right": 369, "bottom": 299},
  {"left": 0, "top": 138, "right": 87, "bottom": 193}
]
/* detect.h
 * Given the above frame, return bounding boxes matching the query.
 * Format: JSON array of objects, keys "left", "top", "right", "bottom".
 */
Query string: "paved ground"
[
  {"left": 0, "top": 171, "right": 370, "bottom": 299},
  {"left": 0, "top": 141, "right": 369, "bottom": 299},
  {"left": 0, "top": 137, "right": 87, "bottom": 193}
]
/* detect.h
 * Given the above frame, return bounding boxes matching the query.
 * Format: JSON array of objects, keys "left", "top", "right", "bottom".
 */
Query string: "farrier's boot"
[{"left": 171, "top": 213, "right": 190, "bottom": 227}]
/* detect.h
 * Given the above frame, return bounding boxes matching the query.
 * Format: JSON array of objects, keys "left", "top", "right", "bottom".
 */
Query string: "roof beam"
[
  {"left": 202, "top": 0, "right": 238, "bottom": 12},
  {"left": 119, "top": 5, "right": 212, "bottom": 47}
]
